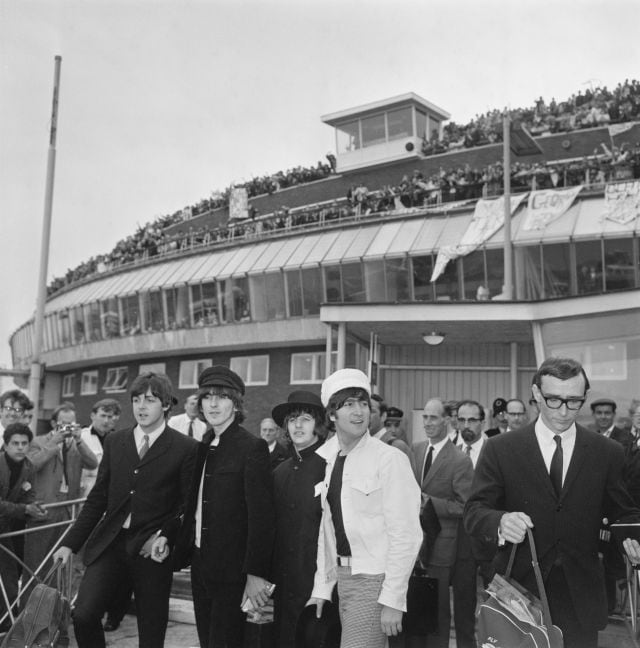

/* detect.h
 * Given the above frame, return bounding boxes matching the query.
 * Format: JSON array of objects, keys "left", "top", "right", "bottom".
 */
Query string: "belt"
[{"left": 337, "top": 556, "right": 352, "bottom": 566}]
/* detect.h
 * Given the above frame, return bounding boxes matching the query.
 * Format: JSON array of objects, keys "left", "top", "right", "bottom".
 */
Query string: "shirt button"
[
  {"left": 134, "top": 469, "right": 139, "bottom": 475},
  {"left": 130, "top": 490, "right": 135, "bottom": 494}
]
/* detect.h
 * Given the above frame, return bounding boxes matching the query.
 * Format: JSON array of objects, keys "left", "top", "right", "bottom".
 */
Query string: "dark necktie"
[
  {"left": 550, "top": 435, "right": 563, "bottom": 496},
  {"left": 465, "top": 444, "right": 472, "bottom": 456},
  {"left": 139, "top": 434, "right": 150, "bottom": 459},
  {"left": 422, "top": 445, "right": 434, "bottom": 483},
  {"left": 188, "top": 420, "right": 194, "bottom": 438}
]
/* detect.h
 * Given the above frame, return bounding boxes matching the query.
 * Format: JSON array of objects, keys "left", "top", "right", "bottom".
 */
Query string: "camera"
[{"left": 57, "top": 424, "right": 78, "bottom": 438}]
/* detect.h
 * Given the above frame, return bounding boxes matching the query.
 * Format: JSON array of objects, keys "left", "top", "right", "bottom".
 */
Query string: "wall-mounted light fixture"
[{"left": 422, "top": 331, "right": 445, "bottom": 346}]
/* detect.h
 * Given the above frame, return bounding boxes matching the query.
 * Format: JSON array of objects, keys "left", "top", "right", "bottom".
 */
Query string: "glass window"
[
  {"left": 179, "top": 359, "right": 212, "bottom": 389},
  {"left": 265, "top": 273, "right": 286, "bottom": 320},
  {"left": 604, "top": 238, "right": 636, "bottom": 292},
  {"left": 336, "top": 120, "right": 360, "bottom": 153},
  {"left": 165, "top": 285, "right": 190, "bottom": 329},
  {"left": 385, "top": 257, "right": 411, "bottom": 301},
  {"left": 485, "top": 248, "right": 504, "bottom": 300},
  {"left": 575, "top": 240, "right": 603, "bottom": 295},
  {"left": 286, "top": 270, "right": 303, "bottom": 317},
  {"left": 141, "top": 290, "right": 165, "bottom": 333},
  {"left": 302, "top": 267, "right": 322, "bottom": 315},
  {"left": 462, "top": 250, "right": 486, "bottom": 300},
  {"left": 103, "top": 367, "right": 128, "bottom": 392},
  {"left": 412, "top": 255, "right": 435, "bottom": 301},
  {"left": 361, "top": 113, "right": 386, "bottom": 147},
  {"left": 139, "top": 362, "right": 166, "bottom": 374},
  {"left": 70, "top": 306, "right": 86, "bottom": 344},
  {"left": 62, "top": 374, "right": 75, "bottom": 397},
  {"left": 516, "top": 245, "right": 543, "bottom": 300},
  {"left": 249, "top": 275, "right": 268, "bottom": 322},
  {"left": 85, "top": 302, "right": 102, "bottom": 342},
  {"left": 221, "top": 277, "right": 250, "bottom": 323},
  {"left": 291, "top": 351, "right": 338, "bottom": 384},
  {"left": 101, "top": 297, "right": 120, "bottom": 338},
  {"left": 58, "top": 311, "right": 72, "bottom": 347},
  {"left": 121, "top": 294, "right": 141, "bottom": 335},
  {"left": 191, "top": 282, "right": 219, "bottom": 327},
  {"left": 434, "top": 258, "right": 460, "bottom": 301},
  {"left": 416, "top": 109, "right": 428, "bottom": 139},
  {"left": 325, "top": 266, "right": 342, "bottom": 302},
  {"left": 342, "top": 263, "right": 365, "bottom": 303},
  {"left": 542, "top": 243, "right": 571, "bottom": 299},
  {"left": 387, "top": 107, "right": 413, "bottom": 140},
  {"left": 230, "top": 355, "right": 269, "bottom": 386},
  {"left": 81, "top": 370, "right": 98, "bottom": 395},
  {"left": 364, "top": 260, "right": 386, "bottom": 301}
]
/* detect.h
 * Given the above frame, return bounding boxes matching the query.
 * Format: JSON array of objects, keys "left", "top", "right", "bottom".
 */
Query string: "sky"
[{"left": 1, "top": 0, "right": 639, "bottom": 370}]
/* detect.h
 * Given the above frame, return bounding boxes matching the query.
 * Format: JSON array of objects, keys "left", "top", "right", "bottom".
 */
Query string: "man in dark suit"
[
  {"left": 591, "top": 397, "right": 633, "bottom": 451},
  {"left": 260, "top": 417, "right": 288, "bottom": 471},
  {"left": 484, "top": 397, "right": 507, "bottom": 438},
  {"left": 413, "top": 398, "right": 473, "bottom": 648},
  {"left": 176, "top": 365, "right": 275, "bottom": 648},
  {"left": 464, "top": 357, "right": 640, "bottom": 648},
  {"left": 54, "top": 372, "right": 198, "bottom": 648}
]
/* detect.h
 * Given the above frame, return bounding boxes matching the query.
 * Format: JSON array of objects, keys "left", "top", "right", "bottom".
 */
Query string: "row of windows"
[
  {"left": 13, "top": 236, "right": 640, "bottom": 363},
  {"left": 61, "top": 351, "right": 337, "bottom": 397}
]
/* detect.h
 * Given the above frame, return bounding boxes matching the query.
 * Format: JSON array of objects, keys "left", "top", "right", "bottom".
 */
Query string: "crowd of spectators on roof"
[
  {"left": 423, "top": 79, "right": 640, "bottom": 156},
  {"left": 47, "top": 81, "right": 640, "bottom": 297}
]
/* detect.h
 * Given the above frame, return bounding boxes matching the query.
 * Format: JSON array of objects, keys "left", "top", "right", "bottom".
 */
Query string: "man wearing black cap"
[
  {"left": 176, "top": 365, "right": 275, "bottom": 648},
  {"left": 591, "top": 398, "right": 632, "bottom": 450},
  {"left": 485, "top": 398, "right": 507, "bottom": 437},
  {"left": 54, "top": 372, "right": 198, "bottom": 648}
]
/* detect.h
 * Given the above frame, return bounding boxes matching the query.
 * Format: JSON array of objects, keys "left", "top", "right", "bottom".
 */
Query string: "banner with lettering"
[
  {"left": 229, "top": 186, "right": 249, "bottom": 221},
  {"left": 430, "top": 193, "right": 527, "bottom": 282},
  {"left": 522, "top": 186, "right": 582, "bottom": 230},
  {"left": 604, "top": 180, "right": 640, "bottom": 226}
]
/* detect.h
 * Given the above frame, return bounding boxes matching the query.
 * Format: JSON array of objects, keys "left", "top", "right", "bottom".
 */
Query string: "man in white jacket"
[{"left": 309, "top": 369, "right": 422, "bottom": 648}]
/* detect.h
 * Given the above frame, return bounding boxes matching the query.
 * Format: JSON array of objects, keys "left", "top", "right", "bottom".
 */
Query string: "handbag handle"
[{"left": 505, "top": 528, "right": 555, "bottom": 633}]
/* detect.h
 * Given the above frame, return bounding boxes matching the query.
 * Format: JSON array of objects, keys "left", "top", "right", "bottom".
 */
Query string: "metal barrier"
[{"left": 0, "top": 497, "right": 85, "bottom": 629}]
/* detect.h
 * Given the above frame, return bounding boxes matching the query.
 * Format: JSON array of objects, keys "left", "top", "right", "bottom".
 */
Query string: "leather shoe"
[{"left": 103, "top": 618, "right": 120, "bottom": 632}]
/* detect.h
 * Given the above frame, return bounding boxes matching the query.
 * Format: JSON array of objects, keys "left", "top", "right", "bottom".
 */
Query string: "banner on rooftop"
[
  {"left": 604, "top": 180, "right": 640, "bottom": 225},
  {"left": 229, "top": 186, "right": 249, "bottom": 220},
  {"left": 608, "top": 121, "right": 638, "bottom": 138},
  {"left": 522, "top": 186, "right": 582, "bottom": 231},
  {"left": 430, "top": 193, "right": 527, "bottom": 282}
]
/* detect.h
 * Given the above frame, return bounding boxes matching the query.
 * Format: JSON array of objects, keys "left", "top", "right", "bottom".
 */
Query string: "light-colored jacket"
[
  {"left": 311, "top": 432, "right": 422, "bottom": 611},
  {"left": 80, "top": 427, "right": 104, "bottom": 496}
]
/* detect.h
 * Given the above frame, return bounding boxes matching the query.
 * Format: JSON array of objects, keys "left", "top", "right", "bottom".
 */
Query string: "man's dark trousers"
[{"left": 73, "top": 530, "right": 172, "bottom": 648}]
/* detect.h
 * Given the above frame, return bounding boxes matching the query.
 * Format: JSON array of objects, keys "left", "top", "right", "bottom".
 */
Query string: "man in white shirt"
[
  {"left": 259, "top": 417, "right": 287, "bottom": 471},
  {"left": 168, "top": 393, "right": 206, "bottom": 441},
  {"left": 309, "top": 369, "right": 421, "bottom": 648}
]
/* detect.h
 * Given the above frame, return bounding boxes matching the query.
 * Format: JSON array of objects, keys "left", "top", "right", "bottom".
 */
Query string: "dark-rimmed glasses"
[{"left": 539, "top": 393, "right": 585, "bottom": 411}]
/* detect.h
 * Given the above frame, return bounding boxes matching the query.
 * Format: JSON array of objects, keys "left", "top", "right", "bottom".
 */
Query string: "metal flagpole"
[
  {"left": 28, "top": 56, "right": 62, "bottom": 427},
  {"left": 502, "top": 112, "right": 513, "bottom": 300}
]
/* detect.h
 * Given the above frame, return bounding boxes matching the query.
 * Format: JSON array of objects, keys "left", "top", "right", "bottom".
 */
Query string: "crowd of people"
[
  {"left": 2, "top": 358, "right": 640, "bottom": 647},
  {"left": 424, "top": 79, "right": 640, "bottom": 156}
]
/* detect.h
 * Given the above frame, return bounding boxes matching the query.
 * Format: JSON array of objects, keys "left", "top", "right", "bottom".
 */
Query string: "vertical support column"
[
  {"left": 510, "top": 342, "right": 518, "bottom": 398},
  {"left": 337, "top": 322, "right": 346, "bottom": 370},
  {"left": 325, "top": 324, "right": 333, "bottom": 378},
  {"left": 531, "top": 322, "right": 546, "bottom": 366}
]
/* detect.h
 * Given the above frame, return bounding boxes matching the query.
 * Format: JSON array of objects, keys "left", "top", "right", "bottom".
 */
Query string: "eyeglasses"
[
  {"left": 2, "top": 406, "right": 24, "bottom": 415},
  {"left": 457, "top": 417, "right": 481, "bottom": 425},
  {"left": 506, "top": 411, "right": 526, "bottom": 417},
  {"left": 539, "top": 393, "right": 585, "bottom": 411}
]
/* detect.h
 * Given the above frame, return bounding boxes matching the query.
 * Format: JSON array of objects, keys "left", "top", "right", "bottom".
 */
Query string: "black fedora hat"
[
  {"left": 271, "top": 390, "right": 324, "bottom": 428},
  {"left": 294, "top": 600, "right": 341, "bottom": 648}
]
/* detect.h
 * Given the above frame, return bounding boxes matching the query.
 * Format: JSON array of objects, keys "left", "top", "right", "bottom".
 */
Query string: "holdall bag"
[
  {"left": 403, "top": 564, "right": 439, "bottom": 636},
  {"left": 476, "top": 528, "right": 563, "bottom": 648}
]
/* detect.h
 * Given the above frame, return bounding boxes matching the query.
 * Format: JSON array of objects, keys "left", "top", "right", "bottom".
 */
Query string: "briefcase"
[
  {"left": 476, "top": 528, "right": 563, "bottom": 648},
  {"left": 403, "top": 565, "right": 438, "bottom": 636}
]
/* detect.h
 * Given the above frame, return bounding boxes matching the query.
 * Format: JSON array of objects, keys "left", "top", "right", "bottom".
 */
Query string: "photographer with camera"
[{"left": 23, "top": 402, "right": 98, "bottom": 592}]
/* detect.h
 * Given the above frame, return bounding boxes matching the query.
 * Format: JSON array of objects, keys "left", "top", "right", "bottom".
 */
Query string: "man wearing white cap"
[{"left": 308, "top": 368, "right": 422, "bottom": 648}]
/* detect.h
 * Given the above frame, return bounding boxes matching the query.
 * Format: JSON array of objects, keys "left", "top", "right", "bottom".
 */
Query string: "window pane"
[
  {"left": 361, "top": 113, "right": 386, "bottom": 147},
  {"left": 462, "top": 250, "right": 486, "bottom": 300},
  {"left": 71, "top": 306, "right": 86, "bottom": 344},
  {"left": 412, "top": 256, "right": 434, "bottom": 301},
  {"left": 101, "top": 297, "right": 120, "bottom": 338},
  {"left": 179, "top": 359, "right": 212, "bottom": 388},
  {"left": 230, "top": 356, "right": 250, "bottom": 382},
  {"left": 58, "top": 311, "right": 71, "bottom": 347},
  {"left": 202, "top": 282, "right": 219, "bottom": 325},
  {"left": 291, "top": 354, "right": 313, "bottom": 382},
  {"left": 302, "top": 267, "right": 322, "bottom": 315},
  {"left": 434, "top": 259, "right": 460, "bottom": 301},
  {"left": 286, "top": 270, "right": 303, "bottom": 317},
  {"left": 249, "top": 275, "right": 268, "bottom": 321},
  {"left": 336, "top": 120, "right": 360, "bottom": 153},
  {"left": 575, "top": 240, "right": 603, "bottom": 295},
  {"left": 222, "top": 278, "right": 250, "bottom": 323},
  {"left": 325, "top": 266, "right": 342, "bottom": 302},
  {"left": 265, "top": 273, "right": 286, "bottom": 320},
  {"left": 250, "top": 355, "right": 269, "bottom": 384},
  {"left": 85, "top": 303, "right": 102, "bottom": 342},
  {"left": 542, "top": 243, "right": 571, "bottom": 299},
  {"left": 604, "top": 238, "right": 636, "bottom": 291},
  {"left": 485, "top": 248, "right": 504, "bottom": 299},
  {"left": 416, "top": 109, "right": 427, "bottom": 139},
  {"left": 387, "top": 107, "right": 412, "bottom": 140},
  {"left": 516, "top": 245, "right": 543, "bottom": 300},
  {"left": 385, "top": 257, "right": 411, "bottom": 301},
  {"left": 121, "top": 294, "right": 141, "bottom": 335},
  {"left": 342, "top": 263, "right": 365, "bottom": 303},
  {"left": 81, "top": 371, "right": 98, "bottom": 395},
  {"left": 364, "top": 260, "right": 386, "bottom": 301}
]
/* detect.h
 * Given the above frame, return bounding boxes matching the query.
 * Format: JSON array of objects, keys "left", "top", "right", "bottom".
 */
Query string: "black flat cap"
[{"left": 198, "top": 365, "right": 245, "bottom": 395}]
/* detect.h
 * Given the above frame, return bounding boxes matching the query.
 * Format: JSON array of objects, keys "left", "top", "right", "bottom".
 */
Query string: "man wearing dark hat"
[
  {"left": 54, "top": 372, "right": 198, "bottom": 648},
  {"left": 591, "top": 398, "right": 632, "bottom": 449},
  {"left": 485, "top": 397, "right": 507, "bottom": 437},
  {"left": 176, "top": 365, "right": 275, "bottom": 648},
  {"left": 370, "top": 396, "right": 415, "bottom": 474}
]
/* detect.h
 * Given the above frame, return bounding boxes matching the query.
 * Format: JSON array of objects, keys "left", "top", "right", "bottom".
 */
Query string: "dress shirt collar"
[
  {"left": 133, "top": 422, "right": 165, "bottom": 450},
  {"left": 534, "top": 416, "right": 576, "bottom": 446}
]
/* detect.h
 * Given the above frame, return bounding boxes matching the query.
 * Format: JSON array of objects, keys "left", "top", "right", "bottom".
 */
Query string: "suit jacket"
[
  {"left": 63, "top": 425, "right": 198, "bottom": 565},
  {"left": 608, "top": 425, "right": 634, "bottom": 454},
  {"left": 378, "top": 429, "right": 416, "bottom": 475},
  {"left": 175, "top": 421, "right": 275, "bottom": 583},
  {"left": 413, "top": 440, "right": 473, "bottom": 568},
  {"left": 0, "top": 454, "right": 36, "bottom": 533},
  {"left": 27, "top": 433, "right": 98, "bottom": 503},
  {"left": 464, "top": 423, "right": 640, "bottom": 631},
  {"left": 268, "top": 442, "right": 288, "bottom": 472}
]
